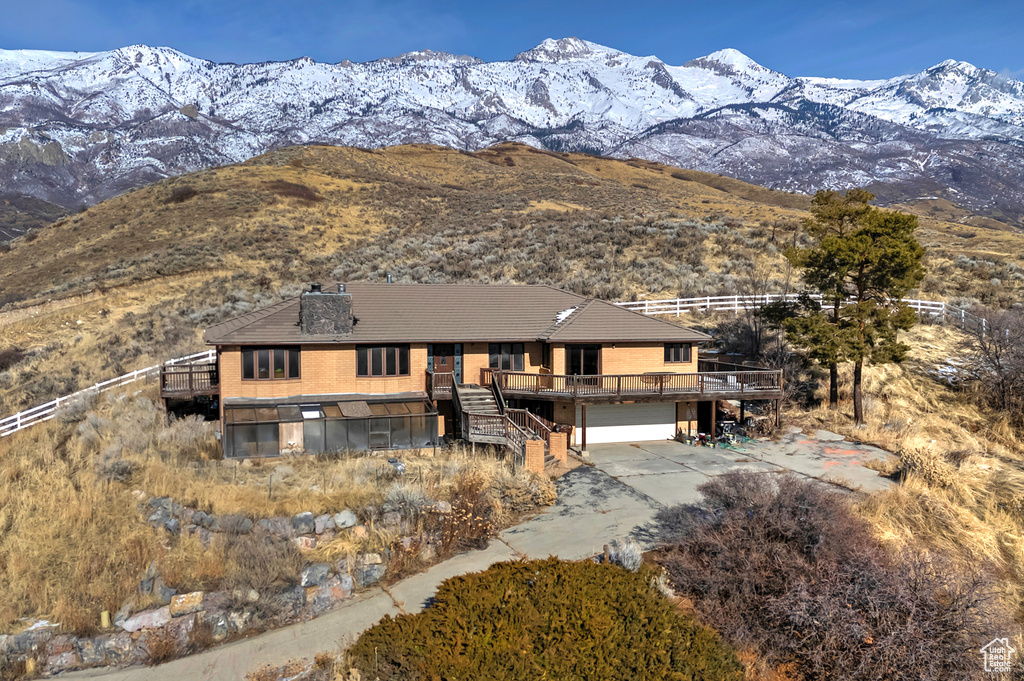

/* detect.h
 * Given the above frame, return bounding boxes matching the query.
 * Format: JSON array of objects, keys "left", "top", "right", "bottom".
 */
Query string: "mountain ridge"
[{"left": 1, "top": 37, "right": 1023, "bottom": 237}]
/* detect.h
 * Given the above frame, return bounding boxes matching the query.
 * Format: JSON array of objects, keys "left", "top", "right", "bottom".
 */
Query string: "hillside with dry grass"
[{"left": 1, "top": 142, "right": 1022, "bottom": 415}]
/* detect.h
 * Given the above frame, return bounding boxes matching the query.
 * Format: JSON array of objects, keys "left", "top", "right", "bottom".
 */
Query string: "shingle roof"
[{"left": 204, "top": 283, "right": 709, "bottom": 345}]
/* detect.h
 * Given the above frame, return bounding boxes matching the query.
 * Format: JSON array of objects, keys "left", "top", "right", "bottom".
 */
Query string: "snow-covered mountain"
[{"left": 2, "top": 37, "right": 1023, "bottom": 232}]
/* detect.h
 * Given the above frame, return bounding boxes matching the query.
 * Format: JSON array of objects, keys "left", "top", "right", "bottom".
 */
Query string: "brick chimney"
[{"left": 299, "top": 283, "right": 353, "bottom": 335}]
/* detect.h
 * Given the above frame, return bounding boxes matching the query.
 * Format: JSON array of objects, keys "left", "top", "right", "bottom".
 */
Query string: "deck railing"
[
  {"left": 490, "top": 368, "right": 782, "bottom": 400},
  {"left": 426, "top": 370, "right": 453, "bottom": 400},
  {"left": 506, "top": 407, "right": 553, "bottom": 445},
  {"left": 160, "top": 363, "right": 219, "bottom": 397}
]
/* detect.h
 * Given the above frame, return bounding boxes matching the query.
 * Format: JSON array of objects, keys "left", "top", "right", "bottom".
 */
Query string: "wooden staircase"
[{"left": 455, "top": 384, "right": 500, "bottom": 418}]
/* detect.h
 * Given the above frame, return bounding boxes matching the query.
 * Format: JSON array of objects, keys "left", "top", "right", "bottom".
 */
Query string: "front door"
[
  {"left": 566, "top": 344, "right": 600, "bottom": 376},
  {"left": 433, "top": 344, "right": 454, "bottom": 375}
]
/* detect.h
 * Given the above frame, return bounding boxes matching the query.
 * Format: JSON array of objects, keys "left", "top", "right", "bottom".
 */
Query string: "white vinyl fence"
[
  {"left": 616, "top": 294, "right": 988, "bottom": 335},
  {"left": 0, "top": 349, "right": 215, "bottom": 438}
]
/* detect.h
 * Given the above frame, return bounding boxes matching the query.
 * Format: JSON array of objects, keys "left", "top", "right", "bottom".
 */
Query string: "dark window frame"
[
  {"left": 664, "top": 343, "right": 692, "bottom": 364},
  {"left": 241, "top": 346, "right": 301, "bottom": 380},
  {"left": 357, "top": 344, "right": 411, "bottom": 377},
  {"left": 488, "top": 343, "right": 524, "bottom": 372}
]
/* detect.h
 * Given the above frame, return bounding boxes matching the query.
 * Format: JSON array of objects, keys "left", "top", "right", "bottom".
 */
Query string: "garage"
[{"left": 574, "top": 402, "right": 676, "bottom": 446}]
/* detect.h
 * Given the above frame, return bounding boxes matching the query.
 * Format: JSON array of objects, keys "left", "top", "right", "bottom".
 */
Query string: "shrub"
[
  {"left": 350, "top": 557, "right": 744, "bottom": 681},
  {"left": 652, "top": 472, "right": 1009, "bottom": 681},
  {"left": 0, "top": 347, "right": 24, "bottom": 372},
  {"left": 165, "top": 185, "right": 199, "bottom": 204},
  {"left": 264, "top": 180, "right": 324, "bottom": 203}
]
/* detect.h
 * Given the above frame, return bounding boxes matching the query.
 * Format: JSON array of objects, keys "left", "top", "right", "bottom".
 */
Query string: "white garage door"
[{"left": 574, "top": 402, "right": 676, "bottom": 445}]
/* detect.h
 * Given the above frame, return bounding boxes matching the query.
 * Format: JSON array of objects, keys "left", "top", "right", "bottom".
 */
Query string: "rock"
[
  {"left": 46, "top": 650, "right": 81, "bottom": 672},
  {"left": 139, "top": 577, "right": 154, "bottom": 596},
  {"left": 292, "top": 512, "right": 316, "bottom": 535},
  {"left": 387, "top": 457, "right": 406, "bottom": 474},
  {"left": 148, "top": 496, "right": 172, "bottom": 511},
  {"left": 335, "top": 558, "right": 348, "bottom": 574},
  {"left": 153, "top": 577, "right": 176, "bottom": 605},
  {"left": 331, "top": 574, "right": 354, "bottom": 602},
  {"left": 207, "top": 613, "right": 229, "bottom": 642},
  {"left": 434, "top": 500, "right": 453, "bottom": 514},
  {"left": 350, "top": 525, "right": 368, "bottom": 539},
  {"left": 227, "top": 610, "right": 252, "bottom": 634},
  {"left": 177, "top": 507, "right": 195, "bottom": 524},
  {"left": 147, "top": 509, "right": 169, "bottom": 527},
  {"left": 121, "top": 606, "right": 171, "bottom": 632},
  {"left": 145, "top": 562, "right": 159, "bottom": 580},
  {"left": 301, "top": 563, "right": 332, "bottom": 588},
  {"left": 195, "top": 527, "right": 213, "bottom": 547},
  {"left": 814, "top": 429, "right": 845, "bottom": 441},
  {"left": 401, "top": 536, "right": 414, "bottom": 551},
  {"left": 319, "top": 528, "right": 336, "bottom": 542},
  {"left": 333, "top": 510, "right": 358, "bottom": 529},
  {"left": 314, "top": 514, "right": 335, "bottom": 534},
  {"left": 113, "top": 602, "right": 132, "bottom": 629},
  {"left": 258, "top": 516, "right": 294, "bottom": 538},
  {"left": 354, "top": 564, "right": 386, "bottom": 588},
  {"left": 103, "top": 633, "right": 133, "bottom": 663},
  {"left": 382, "top": 511, "right": 401, "bottom": 528},
  {"left": 76, "top": 636, "right": 107, "bottom": 666},
  {"left": 293, "top": 536, "right": 317, "bottom": 550},
  {"left": 359, "top": 553, "right": 383, "bottom": 565},
  {"left": 45, "top": 634, "right": 75, "bottom": 656},
  {"left": 131, "top": 489, "right": 147, "bottom": 501},
  {"left": 247, "top": 588, "right": 260, "bottom": 603},
  {"left": 192, "top": 510, "right": 210, "bottom": 527},
  {"left": 169, "top": 592, "right": 205, "bottom": 617},
  {"left": 163, "top": 517, "right": 181, "bottom": 535},
  {"left": 211, "top": 514, "right": 253, "bottom": 534},
  {"left": 277, "top": 585, "right": 306, "bottom": 614}
]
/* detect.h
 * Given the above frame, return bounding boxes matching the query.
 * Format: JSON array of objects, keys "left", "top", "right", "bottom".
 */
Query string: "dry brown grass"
[
  {"left": 0, "top": 383, "right": 552, "bottom": 636},
  {"left": 788, "top": 324, "right": 1024, "bottom": 626}
]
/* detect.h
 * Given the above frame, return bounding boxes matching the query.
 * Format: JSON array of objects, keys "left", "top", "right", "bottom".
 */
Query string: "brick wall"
[
  {"left": 219, "top": 343, "right": 430, "bottom": 401},
  {"left": 598, "top": 342, "right": 698, "bottom": 374},
  {"left": 549, "top": 431, "right": 567, "bottom": 465},
  {"left": 462, "top": 341, "right": 547, "bottom": 385},
  {"left": 524, "top": 439, "right": 546, "bottom": 474}
]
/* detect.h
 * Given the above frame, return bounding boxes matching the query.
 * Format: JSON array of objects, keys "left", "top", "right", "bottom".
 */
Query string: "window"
[
  {"left": 664, "top": 343, "right": 692, "bottom": 364},
  {"left": 489, "top": 343, "right": 524, "bottom": 371},
  {"left": 357, "top": 345, "right": 410, "bottom": 377},
  {"left": 241, "top": 347, "right": 300, "bottom": 380}
]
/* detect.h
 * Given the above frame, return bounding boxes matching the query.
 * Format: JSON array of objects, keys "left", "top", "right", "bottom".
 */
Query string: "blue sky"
[{"left": 2, "top": 0, "right": 1021, "bottom": 79}]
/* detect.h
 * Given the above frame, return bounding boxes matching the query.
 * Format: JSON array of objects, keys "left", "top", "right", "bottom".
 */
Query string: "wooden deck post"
[
  {"left": 581, "top": 404, "right": 587, "bottom": 451},
  {"left": 740, "top": 401, "right": 745, "bottom": 426},
  {"left": 710, "top": 400, "right": 717, "bottom": 437}
]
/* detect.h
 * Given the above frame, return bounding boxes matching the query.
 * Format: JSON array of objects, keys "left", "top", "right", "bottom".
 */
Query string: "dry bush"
[
  {"left": 224, "top": 531, "right": 305, "bottom": 596},
  {"left": 264, "top": 180, "right": 324, "bottom": 203},
  {"left": 653, "top": 472, "right": 1010, "bottom": 681},
  {"left": 165, "top": 185, "right": 199, "bottom": 204},
  {"left": 143, "top": 626, "right": 180, "bottom": 665}
]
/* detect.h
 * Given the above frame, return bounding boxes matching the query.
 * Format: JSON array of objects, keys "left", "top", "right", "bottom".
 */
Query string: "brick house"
[{"left": 163, "top": 283, "right": 782, "bottom": 469}]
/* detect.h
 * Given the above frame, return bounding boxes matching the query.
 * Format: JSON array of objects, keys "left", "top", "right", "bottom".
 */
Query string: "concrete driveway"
[{"left": 586, "top": 427, "right": 894, "bottom": 507}]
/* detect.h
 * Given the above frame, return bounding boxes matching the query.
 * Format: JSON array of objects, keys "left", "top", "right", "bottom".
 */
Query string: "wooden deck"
[
  {"left": 426, "top": 370, "right": 453, "bottom": 400},
  {"left": 481, "top": 362, "right": 782, "bottom": 404},
  {"left": 160, "top": 363, "right": 219, "bottom": 399}
]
